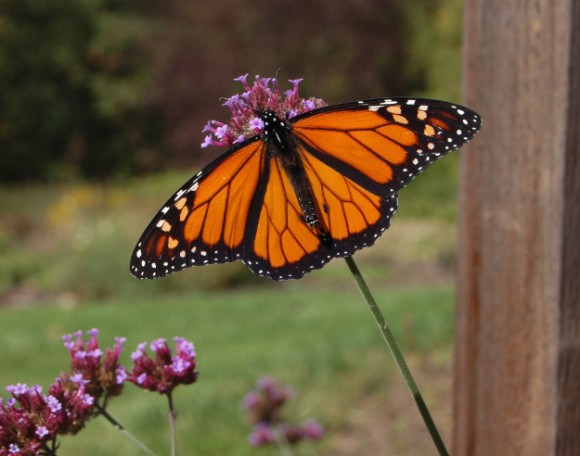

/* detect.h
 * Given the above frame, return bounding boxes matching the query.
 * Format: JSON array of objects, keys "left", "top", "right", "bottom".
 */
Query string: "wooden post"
[{"left": 454, "top": 0, "right": 580, "bottom": 455}]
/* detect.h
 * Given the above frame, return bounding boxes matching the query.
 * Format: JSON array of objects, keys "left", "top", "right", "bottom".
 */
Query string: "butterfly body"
[
  {"left": 261, "top": 110, "right": 328, "bottom": 239},
  {"left": 131, "top": 97, "right": 481, "bottom": 281}
]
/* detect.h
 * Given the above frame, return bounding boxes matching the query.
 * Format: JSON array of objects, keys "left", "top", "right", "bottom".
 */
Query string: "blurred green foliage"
[
  {"left": 0, "top": 0, "right": 162, "bottom": 182},
  {"left": 0, "top": 0, "right": 464, "bottom": 182}
]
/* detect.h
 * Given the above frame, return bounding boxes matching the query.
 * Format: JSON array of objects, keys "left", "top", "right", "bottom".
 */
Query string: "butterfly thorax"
[{"left": 261, "top": 110, "right": 331, "bottom": 246}]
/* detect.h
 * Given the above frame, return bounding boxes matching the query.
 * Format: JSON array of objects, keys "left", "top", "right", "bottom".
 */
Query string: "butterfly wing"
[
  {"left": 244, "top": 97, "right": 481, "bottom": 279},
  {"left": 130, "top": 139, "right": 266, "bottom": 279},
  {"left": 292, "top": 97, "right": 481, "bottom": 194},
  {"left": 241, "top": 154, "right": 324, "bottom": 279},
  {"left": 243, "top": 147, "right": 399, "bottom": 280}
]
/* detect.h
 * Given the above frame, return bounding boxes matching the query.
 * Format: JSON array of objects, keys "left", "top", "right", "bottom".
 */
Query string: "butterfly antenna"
[{"left": 267, "top": 68, "right": 282, "bottom": 111}]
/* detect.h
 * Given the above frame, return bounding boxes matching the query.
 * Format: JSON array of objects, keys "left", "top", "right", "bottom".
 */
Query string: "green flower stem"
[
  {"left": 272, "top": 426, "right": 297, "bottom": 456},
  {"left": 167, "top": 393, "right": 177, "bottom": 456},
  {"left": 344, "top": 256, "right": 450, "bottom": 456},
  {"left": 96, "top": 404, "right": 159, "bottom": 456}
]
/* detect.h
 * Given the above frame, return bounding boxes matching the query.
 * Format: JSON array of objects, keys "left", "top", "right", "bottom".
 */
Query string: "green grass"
[{"left": 0, "top": 285, "right": 455, "bottom": 455}]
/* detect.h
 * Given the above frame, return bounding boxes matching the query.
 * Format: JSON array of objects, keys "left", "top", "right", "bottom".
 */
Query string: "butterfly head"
[{"left": 259, "top": 110, "right": 289, "bottom": 139}]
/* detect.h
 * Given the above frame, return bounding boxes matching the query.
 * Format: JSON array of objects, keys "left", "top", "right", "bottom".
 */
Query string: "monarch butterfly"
[{"left": 131, "top": 76, "right": 481, "bottom": 281}]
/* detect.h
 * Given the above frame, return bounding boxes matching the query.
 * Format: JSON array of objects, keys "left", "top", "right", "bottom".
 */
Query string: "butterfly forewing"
[
  {"left": 130, "top": 140, "right": 265, "bottom": 278},
  {"left": 292, "top": 97, "right": 481, "bottom": 194},
  {"left": 244, "top": 155, "right": 323, "bottom": 279}
]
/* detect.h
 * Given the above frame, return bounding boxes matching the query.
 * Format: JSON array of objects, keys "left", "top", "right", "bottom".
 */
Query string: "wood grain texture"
[{"left": 454, "top": 0, "right": 580, "bottom": 455}]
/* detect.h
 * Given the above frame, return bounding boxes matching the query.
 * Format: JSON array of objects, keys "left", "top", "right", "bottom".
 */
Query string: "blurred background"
[{"left": 1, "top": 0, "right": 465, "bottom": 454}]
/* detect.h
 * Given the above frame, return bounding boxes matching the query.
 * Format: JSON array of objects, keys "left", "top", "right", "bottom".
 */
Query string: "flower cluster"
[
  {"left": 201, "top": 74, "right": 326, "bottom": 148},
  {"left": 0, "top": 330, "right": 197, "bottom": 455},
  {"left": 0, "top": 382, "right": 94, "bottom": 456},
  {"left": 242, "top": 377, "right": 324, "bottom": 447},
  {"left": 62, "top": 329, "right": 126, "bottom": 400},
  {"left": 127, "top": 337, "right": 198, "bottom": 394}
]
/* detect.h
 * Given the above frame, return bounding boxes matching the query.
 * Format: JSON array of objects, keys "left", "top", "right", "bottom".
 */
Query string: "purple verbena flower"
[
  {"left": 0, "top": 331, "right": 132, "bottom": 453},
  {"left": 201, "top": 74, "right": 326, "bottom": 148},
  {"left": 35, "top": 426, "right": 49, "bottom": 439},
  {"left": 116, "top": 366, "right": 127, "bottom": 384},
  {"left": 149, "top": 338, "right": 167, "bottom": 352},
  {"left": 61, "top": 329, "right": 126, "bottom": 401},
  {"left": 45, "top": 379, "right": 95, "bottom": 435},
  {"left": 69, "top": 373, "right": 86, "bottom": 384},
  {"left": 45, "top": 395, "right": 61, "bottom": 414},
  {"left": 243, "top": 377, "right": 294, "bottom": 425},
  {"left": 242, "top": 377, "right": 325, "bottom": 449},
  {"left": 127, "top": 337, "right": 198, "bottom": 395},
  {"left": 281, "top": 423, "right": 304, "bottom": 444},
  {"left": 1, "top": 382, "right": 70, "bottom": 453},
  {"left": 5, "top": 383, "right": 29, "bottom": 396},
  {"left": 302, "top": 419, "right": 325, "bottom": 440},
  {"left": 247, "top": 422, "right": 276, "bottom": 447}
]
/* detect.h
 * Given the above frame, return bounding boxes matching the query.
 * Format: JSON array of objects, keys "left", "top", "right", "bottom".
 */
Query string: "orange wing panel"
[
  {"left": 184, "top": 205, "right": 207, "bottom": 242},
  {"left": 253, "top": 157, "right": 320, "bottom": 267},
  {"left": 348, "top": 130, "right": 407, "bottom": 165},
  {"left": 201, "top": 188, "right": 227, "bottom": 246},
  {"left": 175, "top": 141, "right": 263, "bottom": 249},
  {"left": 294, "top": 109, "right": 427, "bottom": 187},
  {"left": 298, "top": 109, "right": 386, "bottom": 130},
  {"left": 376, "top": 124, "right": 418, "bottom": 146},
  {"left": 299, "top": 145, "right": 382, "bottom": 241},
  {"left": 296, "top": 128, "right": 395, "bottom": 184},
  {"left": 223, "top": 155, "right": 262, "bottom": 247}
]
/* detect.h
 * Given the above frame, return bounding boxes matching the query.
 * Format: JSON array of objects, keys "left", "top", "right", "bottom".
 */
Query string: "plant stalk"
[
  {"left": 344, "top": 256, "right": 450, "bottom": 456},
  {"left": 167, "top": 393, "right": 177, "bottom": 456},
  {"left": 97, "top": 404, "right": 159, "bottom": 456}
]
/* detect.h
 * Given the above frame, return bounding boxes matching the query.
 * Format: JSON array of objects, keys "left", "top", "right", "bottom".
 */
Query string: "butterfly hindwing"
[
  {"left": 243, "top": 155, "right": 323, "bottom": 279},
  {"left": 299, "top": 144, "right": 399, "bottom": 250}
]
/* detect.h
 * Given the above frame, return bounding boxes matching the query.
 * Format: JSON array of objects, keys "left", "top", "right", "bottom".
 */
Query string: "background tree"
[{"left": 0, "top": 0, "right": 161, "bottom": 182}]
